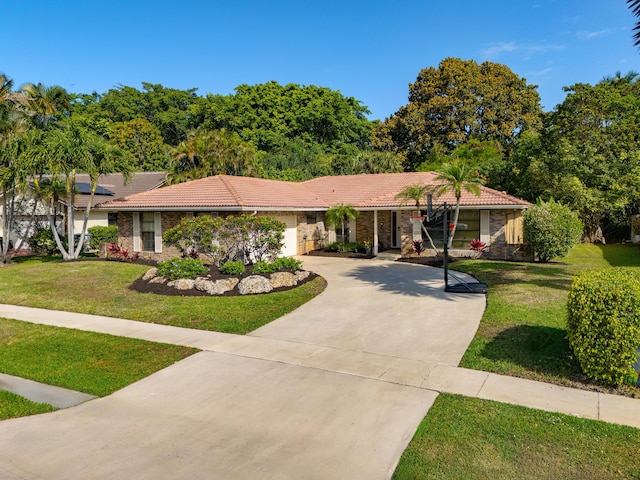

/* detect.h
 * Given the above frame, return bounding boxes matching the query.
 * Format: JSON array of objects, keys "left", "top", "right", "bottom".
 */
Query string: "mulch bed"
[
  {"left": 397, "top": 255, "right": 457, "bottom": 268},
  {"left": 129, "top": 262, "right": 318, "bottom": 297},
  {"left": 305, "top": 250, "right": 375, "bottom": 259}
]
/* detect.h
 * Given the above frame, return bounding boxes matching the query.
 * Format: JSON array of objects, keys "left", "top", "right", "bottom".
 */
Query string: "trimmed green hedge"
[
  {"left": 567, "top": 269, "right": 640, "bottom": 387},
  {"left": 219, "top": 260, "right": 246, "bottom": 275},
  {"left": 88, "top": 225, "right": 118, "bottom": 250}
]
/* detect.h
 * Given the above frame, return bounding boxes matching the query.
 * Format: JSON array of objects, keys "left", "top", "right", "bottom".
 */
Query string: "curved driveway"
[{"left": 0, "top": 257, "right": 485, "bottom": 480}]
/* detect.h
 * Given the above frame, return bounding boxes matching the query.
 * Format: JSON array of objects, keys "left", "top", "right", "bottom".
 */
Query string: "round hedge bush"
[{"left": 567, "top": 268, "right": 640, "bottom": 387}]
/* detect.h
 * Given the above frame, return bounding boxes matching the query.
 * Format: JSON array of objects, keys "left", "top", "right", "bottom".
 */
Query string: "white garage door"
[{"left": 276, "top": 215, "right": 298, "bottom": 257}]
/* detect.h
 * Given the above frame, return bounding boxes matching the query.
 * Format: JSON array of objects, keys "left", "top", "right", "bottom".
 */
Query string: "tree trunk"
[{"left": 447, "top": 199, "right": 461, "bottom": 249}]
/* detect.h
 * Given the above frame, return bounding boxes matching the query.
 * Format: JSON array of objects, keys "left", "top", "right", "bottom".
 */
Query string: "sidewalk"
[{"left": 1, "top": 303, "right": 638, "bottom": 429}]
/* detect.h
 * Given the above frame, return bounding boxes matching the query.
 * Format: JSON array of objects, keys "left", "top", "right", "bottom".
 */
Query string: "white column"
[{"left": 373, "top": 210, "right": 379, "bottom": 256}]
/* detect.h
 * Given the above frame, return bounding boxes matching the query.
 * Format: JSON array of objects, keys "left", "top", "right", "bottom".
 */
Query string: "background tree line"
[{"left": 3, "top": 54, "right": 640, "bottom": 241}]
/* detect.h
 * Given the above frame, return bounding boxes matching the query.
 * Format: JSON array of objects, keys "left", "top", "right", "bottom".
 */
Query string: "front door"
[{"left": 391, "top": 211, "right": 402, "bottom": 248}]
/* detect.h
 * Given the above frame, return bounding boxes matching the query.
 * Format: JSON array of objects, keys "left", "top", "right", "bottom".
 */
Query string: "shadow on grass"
[
  {"left": 452, "top": 260, "right": 573, "bottom": 292},
  {"left": 595, "top": 244, "right": 640, "bottom": 267},
  {"left": 479, "top": 325, "right": 581, "bottom": 378}
]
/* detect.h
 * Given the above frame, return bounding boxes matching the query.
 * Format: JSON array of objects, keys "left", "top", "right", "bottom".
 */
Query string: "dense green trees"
[
  {"left": 521, "top": 75, "right": 640, "bottom": 239},
  {"left": 4, "top": 56, "right": 640, "bottom": 242},
  {"left": 198, "top": 81, "right": 373, "bottom": 154},
  {"left": 372, "top": 58, "right": 542, "bottom": 171}
]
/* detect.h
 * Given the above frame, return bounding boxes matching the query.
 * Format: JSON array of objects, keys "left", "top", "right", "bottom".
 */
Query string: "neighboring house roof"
[
  {"left": 96, "top": 172, "right": 532, "bottom": 211},
  {"left": 62, "top": 172, "right": 166, "bottom": 209}
]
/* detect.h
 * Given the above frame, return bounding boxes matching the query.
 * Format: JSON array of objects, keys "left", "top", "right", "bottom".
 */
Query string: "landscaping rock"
[
  {"left": 208, "top": 278, "right": 239, "bottom": 295},
  {"left": 168, "top": 278, "right": 196, "bottom": 290},
  {"left": 142, "top": 268, "right": 158, "bottom": 281},
  {"left": 295, "top": 270, "right": 310, "bottom": 282},
  {"left": 194, "top": 277, "right": 212, "bottom": 292},
  {"left": 238, "top": 275, "right": 273, "bottom": 295},
  {"left": 270, "top": 271, "right": 298, "bottom": 288},
  {"left": 149, "top": 276, "right": 167, "bottom": 284}
]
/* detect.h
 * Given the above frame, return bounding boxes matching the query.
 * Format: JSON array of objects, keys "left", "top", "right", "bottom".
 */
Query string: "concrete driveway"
[{"left": 0, "top": 257, "right": 485, "bottom": 480}]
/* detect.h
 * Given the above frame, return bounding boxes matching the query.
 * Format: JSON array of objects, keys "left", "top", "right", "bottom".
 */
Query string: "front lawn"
[
  {"left": 0, "top": 257, "right": 326, "bottom": 334},
  {"left": 0, "top": 317, "right": 197, "bottom": 420},
  {"left": 453, "top": 243, "right": 640, "bottom": 394},
  {"left": 394, "top": 394, "right": 640, "bottom": 480},
  {"left": 0, "top": 318, "right": 197, "bottom": 397}
]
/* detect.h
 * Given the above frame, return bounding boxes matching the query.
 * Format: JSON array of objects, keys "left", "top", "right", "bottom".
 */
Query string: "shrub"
[
  {"left": 325, "top": 241, "right": 360, "bottom": 253},
  {"left": 567, "top": 269, "right": 640, "bottom": 387},
  {"left": 157, "top": 257, "right": 208, "bottom": 281},
  {"left": 253, "top": 257, "right": 302, "bottom": 274},
  {"left": 469, "top": 239, "right": 487, "bottom": 259},
  {"left": 523, "top": 199, "right": 583, "bottom": 262},
  {"left": 273, "top": 257, "right": 302, "bottom": 271},
  {"left": 412, "top": 240, "right": 426, "bottom": 256},
  {"left": 88, "top": 225, "right": 118, "bottom": 250},
  {"left": 106, "top": 243, "right": 139, "bottom": 261},
  {"left": 219, "top": 260, "right": 246, "bottom": 275},
  {"left": 28, "top": 225, "right": 62, "bottom": 256}
]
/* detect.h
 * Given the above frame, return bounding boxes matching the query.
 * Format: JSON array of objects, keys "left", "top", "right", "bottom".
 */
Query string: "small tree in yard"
[
  {"left": 325, "top": 204, "right": 359, "bottom": 244},
  {"left": 163, "top": 214, "right": 285, "bottom": 267},
  {"left": 523, "top": 198, "right": 583, "bottom": 262}
]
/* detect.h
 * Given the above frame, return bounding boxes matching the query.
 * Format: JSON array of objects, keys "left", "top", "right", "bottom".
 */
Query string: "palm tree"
[
  {"left": 21, "top": 123, "right": 132, "bottom": 259},
  {"left": 168, "top": 128, "right": 259, "bottom": 184},
  {"left": 19, "top": 82, "right": 70, "bottom": 128},
  {"left": 395, "top": 183, "right": 439, "bottom": 255},
  {"left": 325, "top": 204, "right": 359, "bottom": 244},
  {"left": 629, "top": 0, "right": 640, "bottom": 48},
  {"left": 435, "top": 160, "right": 483, "bottom": 249}
]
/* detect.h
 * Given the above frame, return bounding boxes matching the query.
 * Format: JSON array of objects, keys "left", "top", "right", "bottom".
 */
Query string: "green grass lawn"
[
  {"left": 0, "top": 317, "right": 197, "bottom": 420},
  {"left": 0, "top": 390, "right": 56, "bottom": 420},
  {"left": 453, "top": 243, "right": 640, "bottom": 393},
  {"left": 0, "top": 257, "right": 326, "bottom": 334},
  {"left": 0, "top": 318, "right": 197, "bottom": 396},
  {"left": 394, "top": 394, "right": 640, "bottom": 480}
]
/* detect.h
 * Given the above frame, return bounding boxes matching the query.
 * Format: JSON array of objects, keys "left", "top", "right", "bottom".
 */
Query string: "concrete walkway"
[{"left": 0, "top": 256, "right": 638, "bottom": 479}]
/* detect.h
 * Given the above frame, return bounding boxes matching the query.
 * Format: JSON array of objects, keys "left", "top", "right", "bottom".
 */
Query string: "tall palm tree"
[
  {"left": 325, "top": 204, "right": 359, "bottom": 244},
  {"left": 435, "top": 160, "right": 483, "bottom": 249},
  {"left": 395, "top": 183, "right": 438, "bottom": 255}
]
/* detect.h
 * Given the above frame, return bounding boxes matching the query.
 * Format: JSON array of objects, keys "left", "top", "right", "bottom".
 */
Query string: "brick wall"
[{"left": 398, "top": 208, "right": 533, "bottom": 261}]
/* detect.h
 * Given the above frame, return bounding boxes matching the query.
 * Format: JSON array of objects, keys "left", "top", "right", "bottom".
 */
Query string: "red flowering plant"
[
  {"left": 106, "top": 242, "right": 140, "bottom": 261},
  {"left": 412, "top": 239, "right": 426, "bottom": 257},
  {"left": 469, "top": 239, "right": 487, "bottom": 259}
]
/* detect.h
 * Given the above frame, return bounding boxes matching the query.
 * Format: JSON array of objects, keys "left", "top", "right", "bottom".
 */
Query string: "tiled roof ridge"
[{"left": 218, "top": 175, "right": 245, "bottom": 206}]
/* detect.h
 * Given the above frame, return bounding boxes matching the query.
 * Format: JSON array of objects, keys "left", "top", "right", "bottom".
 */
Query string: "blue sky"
[{"left": 3, "top": 1, "right": 639, "bottom": 120}]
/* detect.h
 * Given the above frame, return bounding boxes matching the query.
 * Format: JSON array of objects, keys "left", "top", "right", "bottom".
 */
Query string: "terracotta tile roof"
[
  {"left": 98, "top": 172, "right": 531, "bottom": 211},
  {"left": 97, "top": 175, "right": 329, "bottom": 210}
]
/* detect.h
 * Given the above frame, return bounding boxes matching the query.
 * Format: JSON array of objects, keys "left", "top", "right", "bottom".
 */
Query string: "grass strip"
[
  {"left": 0, "top": 390, "right": 56, "bottom": 420},
  {"left": 0, "top": 317, "right": 197, "bottom": 396},
  {"left": 394, "top": 394, "right": 640, "bottom": 480}
]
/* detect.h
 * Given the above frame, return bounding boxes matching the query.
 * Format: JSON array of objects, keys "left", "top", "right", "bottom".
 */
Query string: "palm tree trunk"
[{"left": 447, "top": 199, "right": 461, "bottom": 249}]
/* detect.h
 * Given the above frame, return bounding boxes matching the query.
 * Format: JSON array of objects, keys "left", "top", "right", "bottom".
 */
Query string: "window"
[
  {"left": 451, "top": 210, "right": 480, "bottom": 249},
  {"left": 306, "top": 213, "right": 317, "bottom": 224},
  {"left": 141, "top": 212, "right": 155, "bottom": 251},
  {"left": 505, "top": 211, "right": 524, "bottom": 244},
  {"left": 108, "top": 212, "right": 118, "bottom": 226},
  {"left": 133, "top": 212, "right": 162, "bottom": 253}
]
